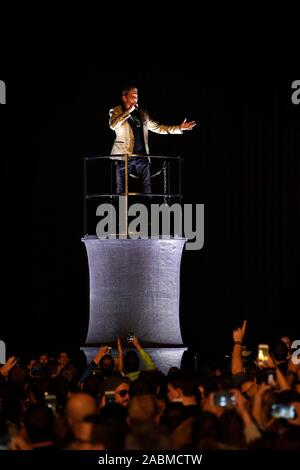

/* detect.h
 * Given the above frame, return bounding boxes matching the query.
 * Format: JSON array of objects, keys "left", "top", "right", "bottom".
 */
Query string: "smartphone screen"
[
  {"left": 258, "top": 344, "right": 269, "bottom": 366},
  {"left": 262, "top": 367, "right": 276, "bottom": 386},
  {"left": 127, "top": 332, "right": 134, "bottom": 343},
  {"left": 212, "top": 391, "right": 236, "bottom": 407},
  {"left": 271, "top": 404, "right": 296, "bottom": 420}
]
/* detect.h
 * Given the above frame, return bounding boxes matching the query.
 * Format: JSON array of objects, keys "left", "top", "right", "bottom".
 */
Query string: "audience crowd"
[{"left": 0, "top": 322, "right": 300, "bottom": 450}]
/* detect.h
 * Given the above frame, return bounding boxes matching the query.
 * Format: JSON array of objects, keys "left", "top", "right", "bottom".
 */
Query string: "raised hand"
[
  {"left": 132, "top": 335, "right": 142, "bottom": 351},
  {"left": 0, "top": 356, "right": 17, "bottom": 378},
  {"left": 93, "top": 346, "right": 111, "bottom": 365},
  {"left": 117, "top": 337, "right": 124, "bottom": 373},
  {"left": 233, "top": 320, "right": 247, "bottom": 344},
  {"left": 256, "top": 383, "right": 272, "bottom": 398},
  {"left": 263, "top": 354, "right": 276, "bottom": 369},
  {"left": 180, "top": 118, "right": 196, "bottom": 131}
]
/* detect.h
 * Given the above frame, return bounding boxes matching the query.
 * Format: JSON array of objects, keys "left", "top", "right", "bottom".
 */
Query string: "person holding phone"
[{"left": 118, "top": 335, "right": 156, "bottom": 382}]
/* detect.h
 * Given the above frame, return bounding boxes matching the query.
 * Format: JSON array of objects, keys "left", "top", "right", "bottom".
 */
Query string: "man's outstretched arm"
[{"left": 147, "top": 113, "right": 196, "bottom": 134}]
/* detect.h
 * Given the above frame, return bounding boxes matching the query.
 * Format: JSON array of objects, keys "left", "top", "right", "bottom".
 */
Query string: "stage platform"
[{"left": 82, "top": 237, "right": 186, "bottom": 346}]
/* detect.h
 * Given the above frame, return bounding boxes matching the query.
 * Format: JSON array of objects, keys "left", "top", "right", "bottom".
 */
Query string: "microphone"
[{"left": 129, "top": 103, "right": 138, "bottom": 114}]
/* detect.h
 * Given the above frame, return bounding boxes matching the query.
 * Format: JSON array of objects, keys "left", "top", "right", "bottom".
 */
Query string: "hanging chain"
[{"left": 163, "top": 162, "right": 167, "bottom": 205}]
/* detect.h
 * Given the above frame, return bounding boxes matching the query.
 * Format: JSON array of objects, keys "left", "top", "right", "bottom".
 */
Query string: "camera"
[
  {"left": 127, "top": 332, "right": 134, "bottom": 343},
  {"left": 104, "top": 390, "right": 116, "bottom": 405},
  {"left": 270, "top": 404, "right": 296, "bottom": 420},
  {"left": 211, "top": 391, "right": 236, "bottom": 408}
]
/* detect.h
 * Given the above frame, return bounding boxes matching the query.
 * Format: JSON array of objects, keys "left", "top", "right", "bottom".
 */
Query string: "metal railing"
[{"left": 83, "top": 154, "right": 183, "bottom": 235}]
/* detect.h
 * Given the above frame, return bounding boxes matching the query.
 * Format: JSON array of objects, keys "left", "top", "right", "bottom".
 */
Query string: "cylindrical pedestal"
[{"left": 82, "top": 237, "right": 186, "bottom": 346}]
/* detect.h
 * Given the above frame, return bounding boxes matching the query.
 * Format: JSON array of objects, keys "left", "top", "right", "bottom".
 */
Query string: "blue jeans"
[{"left": 116, "top": 157, "right": 151, "bottom": 194}]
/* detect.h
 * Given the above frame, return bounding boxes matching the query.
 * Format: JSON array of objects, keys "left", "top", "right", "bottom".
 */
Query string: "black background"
[{"left": 1, "top": 7, "right": 300, "bottom": 359}]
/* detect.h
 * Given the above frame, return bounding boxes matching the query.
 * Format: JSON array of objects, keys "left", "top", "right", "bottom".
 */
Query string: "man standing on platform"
[{"left": 109, "top": 85, "right": 196, "bottom": 194}]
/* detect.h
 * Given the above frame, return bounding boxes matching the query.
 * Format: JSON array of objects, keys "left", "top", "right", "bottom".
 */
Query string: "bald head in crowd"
[{"left": 66, "top": 393, "right": 98, "bottom": 427}]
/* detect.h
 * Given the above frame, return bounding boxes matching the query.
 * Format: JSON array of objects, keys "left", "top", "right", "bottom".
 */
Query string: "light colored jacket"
[{"left": 109, "top": 105, "right": 182, "bottom": 160}]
